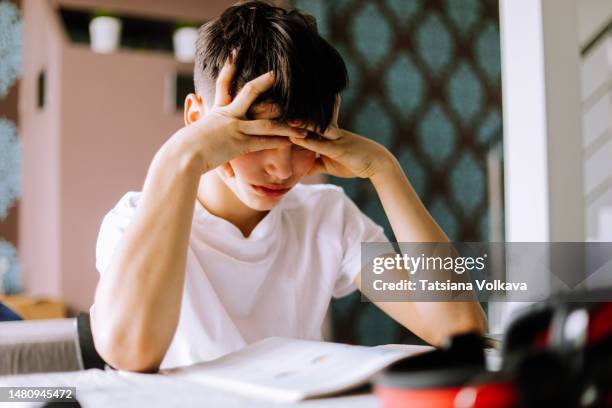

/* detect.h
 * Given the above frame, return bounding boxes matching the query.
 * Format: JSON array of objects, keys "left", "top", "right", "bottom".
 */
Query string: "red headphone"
[{"left": 374, "top": 290, "right": 612, "bottom": 408}]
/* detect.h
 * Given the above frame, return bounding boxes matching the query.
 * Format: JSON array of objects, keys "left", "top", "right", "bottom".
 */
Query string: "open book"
[{"left": 163, "top": 337, "right": 432, "bottom": 403}]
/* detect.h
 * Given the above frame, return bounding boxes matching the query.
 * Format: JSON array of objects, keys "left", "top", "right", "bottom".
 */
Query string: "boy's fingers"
[
  {"left": 226, "top": 71, "right": 275, "bottom": 117},
  {"left": 290, "top": 136, "right": 337, "bottom": 157},
  {"left": 238, "top": 120, "right": 307, "bottom": 138},
  {"left": 214, "top": 55, "right": 237, "bottom": 107},
  {"left": 290, "top": 123, "right": 341, "bottom": 140}
]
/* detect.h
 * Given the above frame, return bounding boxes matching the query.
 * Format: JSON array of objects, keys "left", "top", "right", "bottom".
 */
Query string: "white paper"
[{"left": 164, "top": 337, "right": 432, "bottom": 403}]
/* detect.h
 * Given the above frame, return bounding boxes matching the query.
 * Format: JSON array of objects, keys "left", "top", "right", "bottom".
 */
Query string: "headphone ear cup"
[
  {"left": 514, "top": 349, "right": 572, "bottom": 407},
  {"left": 503, "top": 305, "right": 553, "bottom": 358}
]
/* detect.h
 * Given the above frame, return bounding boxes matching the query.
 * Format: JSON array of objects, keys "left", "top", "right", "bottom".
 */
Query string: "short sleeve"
[
  {"left": 95, "top": 192, "right": 140, "bottom": 276},
  {"left": 333, "top": 193, "right": 390, "bottom": 299}
]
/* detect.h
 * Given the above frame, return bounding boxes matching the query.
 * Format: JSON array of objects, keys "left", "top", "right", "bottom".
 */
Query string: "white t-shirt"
[{"left": 95, "top": 183, "right": 388, "bottom": 369}]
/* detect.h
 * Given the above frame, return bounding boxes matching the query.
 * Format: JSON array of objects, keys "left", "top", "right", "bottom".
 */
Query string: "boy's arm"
[
  {"left": 92, "top": 67, "right": 304, "bottom": 373},
  {"left": 354, "top": 157, "right": 487, "bottom": 346},
  {"left": 91, "top": 139, "right": 202, "bottom": 373},
  {"left": 288, "top": 99, "right": 487, "bottom": 347}
]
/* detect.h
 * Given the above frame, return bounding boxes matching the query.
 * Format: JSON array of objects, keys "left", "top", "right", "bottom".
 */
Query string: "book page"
[{"left": 164, "top": 337, "right": 432, "bottom": 403}]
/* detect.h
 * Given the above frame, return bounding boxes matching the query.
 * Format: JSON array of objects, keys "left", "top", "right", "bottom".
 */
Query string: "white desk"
[{"left": 0, "top": 347, "right": 502, "bottom": 407}]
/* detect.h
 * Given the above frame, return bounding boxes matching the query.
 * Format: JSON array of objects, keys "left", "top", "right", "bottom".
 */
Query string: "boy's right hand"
[{"left": 174, "top": 58, "right": 306, "bottom": 173}]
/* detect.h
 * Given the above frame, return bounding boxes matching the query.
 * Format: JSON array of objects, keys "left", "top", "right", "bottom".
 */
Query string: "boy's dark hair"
[{"left": 194, "top": 1, "right": 348, "bottom": 132}]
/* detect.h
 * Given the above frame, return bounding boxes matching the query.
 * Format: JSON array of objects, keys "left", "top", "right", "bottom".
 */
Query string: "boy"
[{"left": 91, "top": 1, "right": 486, "bottom": 372}]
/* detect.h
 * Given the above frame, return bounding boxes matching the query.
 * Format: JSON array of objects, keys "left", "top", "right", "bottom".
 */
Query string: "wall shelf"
[{"left": 58, "top": 7, "right": 203, "bottom": 54}]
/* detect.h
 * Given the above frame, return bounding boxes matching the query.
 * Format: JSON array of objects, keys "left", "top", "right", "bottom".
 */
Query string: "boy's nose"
[{"left": 264, "top": 146, "right": 293, "bottom": 180}]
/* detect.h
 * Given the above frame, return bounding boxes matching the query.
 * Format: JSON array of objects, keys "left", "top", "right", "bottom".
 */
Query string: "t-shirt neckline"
[{"left": 194, "top": 194, "right": 286, "bottom": 242}]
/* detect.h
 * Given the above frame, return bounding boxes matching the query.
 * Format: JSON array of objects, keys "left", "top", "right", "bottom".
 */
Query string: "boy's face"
[{"left": 219, "top": 102, "right": 317, "bottom": 211}]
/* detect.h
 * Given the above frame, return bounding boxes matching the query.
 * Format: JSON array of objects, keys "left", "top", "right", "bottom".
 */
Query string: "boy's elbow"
[
  {"left": 430, "top": 304, "right": 488, "bottom": 347},
  {"left": 94, "top": 331, "right": 163, "bottom": 373},
  {"left": 471, "top": 303, "right": 489, "bottom": 335},
  {"left": 91, "top": 313, "right": 163, "bottom": 373},
  {"left": 449, "top": 305, "right": 488, "bottom": 343}
]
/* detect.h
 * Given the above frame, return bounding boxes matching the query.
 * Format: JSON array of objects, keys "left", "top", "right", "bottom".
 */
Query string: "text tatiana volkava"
[{"left": 372, "top": 279, "right": 528, "bottom": 292}]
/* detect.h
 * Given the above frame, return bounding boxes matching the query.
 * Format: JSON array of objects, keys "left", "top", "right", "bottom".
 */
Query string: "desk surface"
[
  {"left": 0, "top": 368, "right": 378, "bottom": 407},
  {"left": 0, "top": 348, "right": 502, "bottom": 407}
]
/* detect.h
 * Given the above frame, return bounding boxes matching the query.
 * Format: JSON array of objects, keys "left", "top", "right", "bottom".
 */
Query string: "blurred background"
[{"left": 0, "top": 0, "right": 611, "bottom": 344}]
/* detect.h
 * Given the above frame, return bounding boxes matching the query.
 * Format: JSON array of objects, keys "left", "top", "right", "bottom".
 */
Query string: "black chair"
[{"left": 74, "top": 312, "right": 109, "bottom": 370}]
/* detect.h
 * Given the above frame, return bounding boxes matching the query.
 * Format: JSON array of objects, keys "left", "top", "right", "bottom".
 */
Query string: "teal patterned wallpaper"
[
  {"left": 292, "top": 0, "right": 503, "bottom": 345},
  {"left": 0, "top": 1, "right": 22, "bottom": 295},
  {"left": 0, "top": 1, "right": 22, "bottom": 98}
]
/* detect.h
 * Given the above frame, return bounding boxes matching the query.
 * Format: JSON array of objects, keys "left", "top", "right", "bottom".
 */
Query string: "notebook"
[{"left": 163, "top": 337, "right": 432, "bottom": 403}]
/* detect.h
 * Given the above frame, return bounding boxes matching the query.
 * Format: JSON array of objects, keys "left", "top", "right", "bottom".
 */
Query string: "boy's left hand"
[{"left": 288, "top": 97, "right": 395, "bottom": 179}]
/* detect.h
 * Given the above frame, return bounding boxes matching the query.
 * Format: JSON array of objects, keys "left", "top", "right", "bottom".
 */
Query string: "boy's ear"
[{"left": 184, "top": 93, "right": 205, "bottom": 126}]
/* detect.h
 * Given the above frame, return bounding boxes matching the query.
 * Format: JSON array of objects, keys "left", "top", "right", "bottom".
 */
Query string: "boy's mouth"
[{"left": 250, "top": 184, "right": 291, "bottom": 197}]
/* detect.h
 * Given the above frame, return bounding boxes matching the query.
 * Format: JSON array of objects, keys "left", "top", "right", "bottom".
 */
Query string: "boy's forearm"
[
  {"left": 368, "top": 155, "right": 488, "bottom": 342},
  {"left": 92, "top": 130, "right": 204, "bottom": 372},
  {"left": 370, "top": 155, "right": 448, "bottom": 243}
]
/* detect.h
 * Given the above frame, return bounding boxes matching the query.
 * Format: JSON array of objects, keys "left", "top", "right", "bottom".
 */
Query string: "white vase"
[
  {"left": 89, "top": 16, "right": 122, "bottom": 54},
  {"left": 173, "top": 27, "right": 198, "bottom": 63}
]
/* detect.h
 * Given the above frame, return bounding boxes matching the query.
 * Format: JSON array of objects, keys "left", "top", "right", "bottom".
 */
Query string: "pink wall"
[
  {"left": 20, "top": 0, "right": 63, "bottom": 300},
  {"left": 59, "top": 48, "right": 188, "bottom": 313},
  {"left": 20, "top": 0, "right": 235, "bottom": 313}
]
